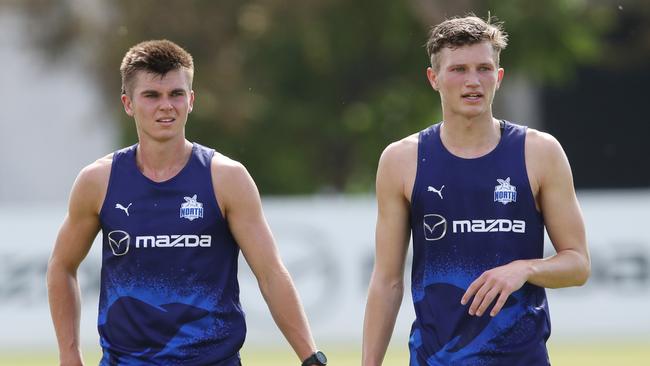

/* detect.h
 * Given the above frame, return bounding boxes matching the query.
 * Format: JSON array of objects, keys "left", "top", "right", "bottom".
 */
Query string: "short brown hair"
[
  {"left": 120, "top": 39, "right": 194, "bottom": 95},
  {"left": 426, "top": 15, "right": 508, "bottom": 71}
]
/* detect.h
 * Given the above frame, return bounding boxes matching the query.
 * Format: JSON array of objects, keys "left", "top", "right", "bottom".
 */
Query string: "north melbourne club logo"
[
  {"left": 180, "top": 194, "right": 204, "bottom": 221},
  {"left": 494, "top": 177, "right": 517, "bottom": 205}
]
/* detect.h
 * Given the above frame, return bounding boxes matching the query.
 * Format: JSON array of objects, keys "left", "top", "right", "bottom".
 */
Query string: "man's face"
[
  {"left": 121, "top": 69, "right": 194, "bottom": 143},
  {"left": 427, "top": 41, "right": 504, "bottom": 120}
]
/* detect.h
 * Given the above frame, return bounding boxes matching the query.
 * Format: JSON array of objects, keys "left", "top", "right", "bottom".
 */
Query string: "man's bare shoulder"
[
  {"left": 76, "top": 153, "right": 113, "bottom": 189},
  {"left": 380, "top": 132, "right": 419, "bottom": 165},
  {"left": 210, "top": 152, "right": 256, "bottom": 193},
  {"left": 68, "top": 153, "right": 113, "bottom": 214},
  {"left": 525, "top": 128, "right": 565, "bottom": 161},
  {"left": 210, "top": 151, "right": 248, "bottom": 181},
  {"left": 525, "top": 128, "right": 571, "bottom": 191},
  {"left": 210, "top": 152, "right": 259, "bottom": 216},
  {"left": 376, "top": 133, "right": 419, "bottom": 198}
]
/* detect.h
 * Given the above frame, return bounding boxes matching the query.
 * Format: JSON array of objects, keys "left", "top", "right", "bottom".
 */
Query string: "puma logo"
[
  {"left": 427, "top": 185, "right": 445, "bottom": 199},
  {"left": 115, "top": 203, "right": 132, "bottom": 216}
]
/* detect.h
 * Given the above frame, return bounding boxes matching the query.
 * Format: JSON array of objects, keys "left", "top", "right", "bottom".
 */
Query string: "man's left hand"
[{"left": 460, "top": 260, "right": 531, "bottom": 317}]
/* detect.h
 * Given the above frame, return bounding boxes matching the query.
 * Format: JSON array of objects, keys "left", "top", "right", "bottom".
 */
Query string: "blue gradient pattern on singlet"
[
  {"left": 409, "top": 122, "right": 550, "bottom": 366},
  {"left": 98, "top": 143, "right": 244, "bottom": 366}
]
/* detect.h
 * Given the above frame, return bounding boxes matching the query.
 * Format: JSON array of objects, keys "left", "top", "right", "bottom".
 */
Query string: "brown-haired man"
[
  {"left": 363, "top": 15, "right": 590, "bottom": 365},
  {"left": 47, "top": 40, "right": 326, "bottom": 366}
]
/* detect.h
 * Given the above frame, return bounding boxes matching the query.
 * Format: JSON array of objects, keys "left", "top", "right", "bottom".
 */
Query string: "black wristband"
[{"left": 301, "top": 350, "right": 327, "bottom": 366}]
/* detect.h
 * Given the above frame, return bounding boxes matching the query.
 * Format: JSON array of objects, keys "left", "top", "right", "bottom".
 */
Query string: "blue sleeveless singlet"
[
  {"left": 98, "top": 143, "right": 244, "bottom": 365},
  {"left": 408, "top": 121, "right": 550, "bottom": 365}
]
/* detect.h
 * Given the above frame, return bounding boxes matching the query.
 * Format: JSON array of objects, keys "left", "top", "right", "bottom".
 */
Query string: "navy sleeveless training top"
[
  {"left": 98, "top": 143, "right": 244, "bottom": 365},
  {"left": 408, "top": 121, "right": 550, "bottom": 365}
]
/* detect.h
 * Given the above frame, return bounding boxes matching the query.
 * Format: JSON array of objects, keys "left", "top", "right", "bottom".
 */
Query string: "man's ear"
[
  {"left": 496, "top": 67, "right": 505, "bottom": 90},
  {"left": 121, "top": 94, "right": 134, "bottom": 117},
  {"left": 188, "top": 90, "right": 195, "bottom": 113},
  {"left": 426, "top": 67, "right": 439, "bottom": 91}
]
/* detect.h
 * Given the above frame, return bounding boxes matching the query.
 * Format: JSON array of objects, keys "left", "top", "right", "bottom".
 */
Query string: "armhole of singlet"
[
  {"left": 98, "top": 152, "right": 119, "bottom": 221},
  {"left": 520, "top": 126, "right": 543, "bottom": 216},
  {"left": 206, "top": 149, "right": 227, "bottom": 223},
  {"left": 409, "top": 129, "right": 426, "bottom": 213}
]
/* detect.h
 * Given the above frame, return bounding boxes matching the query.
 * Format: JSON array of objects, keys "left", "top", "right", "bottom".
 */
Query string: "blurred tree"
[{"left": 5, "top": 0, "right": 628, "bottom": 194}]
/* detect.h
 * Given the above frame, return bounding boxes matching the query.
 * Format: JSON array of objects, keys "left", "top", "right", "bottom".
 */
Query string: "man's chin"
[
  {"left": 452, "top": 108, "right": 488, "bottom": 120},
  {"left": 140, "top": 131, "right": 185, "bottom": 144}
]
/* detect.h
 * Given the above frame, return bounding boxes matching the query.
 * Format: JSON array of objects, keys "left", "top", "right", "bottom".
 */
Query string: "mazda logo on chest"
[
  {"left": 423, "top": 214, "right": 447, "bottom": 241},
  {"left": 107, "top": 230, "right": 130, "bottom": 256}
]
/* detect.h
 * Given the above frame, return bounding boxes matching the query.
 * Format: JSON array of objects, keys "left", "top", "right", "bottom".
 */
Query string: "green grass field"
[{"left": 1, "top": 341, "right": 649, "bottom": 365}]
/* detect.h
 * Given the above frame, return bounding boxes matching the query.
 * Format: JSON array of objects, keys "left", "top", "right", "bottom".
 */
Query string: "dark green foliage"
[{"left": 7, "top": 0, "right": 628, "bottom": 193}]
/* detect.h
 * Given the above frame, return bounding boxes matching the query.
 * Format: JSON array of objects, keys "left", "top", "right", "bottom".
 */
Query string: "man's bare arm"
[
  {"left": 47, "top": 160, "right": 109, "bottom": 366},
  {"left": 213, "top": 157, "right": 318, "bottom": 364},
  {"left": 362, "top": 142, "right": 413, "bottom": 366}
]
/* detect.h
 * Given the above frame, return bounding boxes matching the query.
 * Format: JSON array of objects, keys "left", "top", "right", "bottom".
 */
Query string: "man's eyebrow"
[
  {"left": 140, "top": 89, "right": 159, "bottom": 95},
  {"left": 447, "top": 62, "right": 494, "bottom": 68}
]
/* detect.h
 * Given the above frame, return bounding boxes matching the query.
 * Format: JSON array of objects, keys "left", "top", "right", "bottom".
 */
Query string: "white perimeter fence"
[{"left": 1, "top": 191, "right": 649, "bottom": 348}]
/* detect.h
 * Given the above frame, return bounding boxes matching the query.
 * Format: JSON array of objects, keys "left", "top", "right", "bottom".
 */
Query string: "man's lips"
[
  {"left": 156, "top": 117, "right": 175, "bottom": 123},
  {"left": 461, "top": 92, "right": 483, "bottom": 102}
]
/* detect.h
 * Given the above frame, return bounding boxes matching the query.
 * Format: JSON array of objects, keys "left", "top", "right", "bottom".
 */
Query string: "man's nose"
[
  {"left": 159, "top": 98, "right": 173, "bottom": 111},
  {"left": 464, "top": 71, "right": 480, "bottom": 87}
]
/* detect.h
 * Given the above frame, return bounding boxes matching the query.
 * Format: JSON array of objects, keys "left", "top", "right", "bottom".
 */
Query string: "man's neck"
[
  {"left": 439, "top": 114, "right": 501, "bottom": 159},
  {"left": 135, "top": 137, "right": 193, "bottom": 182}
]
